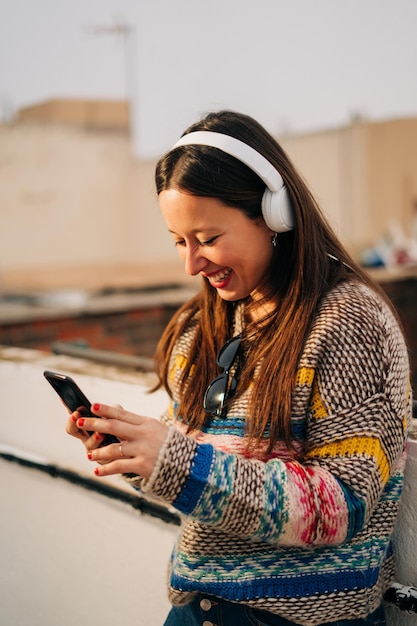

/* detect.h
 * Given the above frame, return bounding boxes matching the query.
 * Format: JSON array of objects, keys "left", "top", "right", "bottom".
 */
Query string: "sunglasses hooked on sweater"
[{"left": 203, "top": 335, "right": 241, "bottom": 418}]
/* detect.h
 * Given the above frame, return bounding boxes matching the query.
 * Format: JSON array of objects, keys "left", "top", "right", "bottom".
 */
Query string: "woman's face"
[{"left": 159, "top": 189, "right": 276, "bottom": 302}]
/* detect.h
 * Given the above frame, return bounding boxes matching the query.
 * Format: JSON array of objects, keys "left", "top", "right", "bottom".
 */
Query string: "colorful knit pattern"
[{"left": 137, "top": 282, "right": 411, "bottom": 626}]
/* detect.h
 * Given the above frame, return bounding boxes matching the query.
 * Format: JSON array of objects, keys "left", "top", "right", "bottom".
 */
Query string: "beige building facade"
[
  {"left": 281, "top": 117, "right": 417, "bottom": 257},
  {"left": 1, "top": 99, "right": 416, "bottom": 290}
]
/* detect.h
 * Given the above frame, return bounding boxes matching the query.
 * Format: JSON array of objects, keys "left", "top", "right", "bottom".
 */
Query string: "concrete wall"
[
  {"left": 0, "top": 121, "right": 174, "bottom": 276},
  {"left": 0, "top": 346, "right": 416, "bottom": 625},
  {"left": 280, "top": 117, "right": 417, "bottom": 254},
  {"left": 0, "top": 347, "right": 177, "bottom": 626},
  {"left": 281, "top": 127, "right": 351, "bottom": 240},
  {"left": 17, "top": 99, "right": 130, "bottom": 130},
  {"left": 365, "top": 118, "right": 417, "bottom": 246}
]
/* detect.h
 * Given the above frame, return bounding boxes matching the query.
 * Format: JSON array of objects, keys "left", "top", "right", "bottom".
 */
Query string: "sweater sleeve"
[{"left": 139, "top": 285, "right": 411, "bottom": 547}]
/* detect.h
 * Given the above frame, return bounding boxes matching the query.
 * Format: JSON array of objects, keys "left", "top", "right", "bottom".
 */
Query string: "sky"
[{"left": 1, "top": 0, "right": 417, "bottom": 159}]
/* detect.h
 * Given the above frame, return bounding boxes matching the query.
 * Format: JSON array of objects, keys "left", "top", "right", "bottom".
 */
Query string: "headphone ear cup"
[{"left": 261, "top": 187, "right": 295, "bottom": 232}]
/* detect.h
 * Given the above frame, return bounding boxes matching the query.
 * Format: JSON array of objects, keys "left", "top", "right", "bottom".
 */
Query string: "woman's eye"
[
  {"left": 201, "top": 236, "right": 218, "bottom": 246},
  {"left": 174, "top": 236, "right": 218, "bottom": 247}
]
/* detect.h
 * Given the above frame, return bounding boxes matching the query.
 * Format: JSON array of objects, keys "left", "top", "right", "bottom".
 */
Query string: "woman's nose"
[{"left": 184, "top": 246, "right": 207, "bottom": 276}]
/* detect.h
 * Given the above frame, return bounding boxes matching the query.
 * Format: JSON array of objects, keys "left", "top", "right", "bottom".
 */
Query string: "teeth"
[{"left": 211, "top": 268, "right": 231, "bottom": 283}]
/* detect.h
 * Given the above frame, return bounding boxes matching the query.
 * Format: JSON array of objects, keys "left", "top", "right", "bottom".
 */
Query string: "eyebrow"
[{"left": 167, "top": 227, "right": 219, "bottom": 236}]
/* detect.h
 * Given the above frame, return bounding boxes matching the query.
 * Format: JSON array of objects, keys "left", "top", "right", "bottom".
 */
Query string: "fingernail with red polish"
[
  {"left": 94, "top": 432, "right": 102, "bottom": 441},
  {"left": 93, "top": 403, "right": 100, "bottom": 411},
  {"left": 94, "top": 467, "right": 100, "bottom": 476},
  {"left": 87, "top": 452, "right": 92, "bottom": 460},
  {"left": 71, "top": 414, "right": 78, "bottom": 422},
  {"left": 77, "top": 418, "right": 85, "bottom": 427}
]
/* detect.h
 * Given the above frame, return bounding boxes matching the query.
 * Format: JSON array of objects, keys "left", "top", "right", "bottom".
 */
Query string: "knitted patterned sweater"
[{"left": 130, "top": 281, "right": 411, "bottom": 626}]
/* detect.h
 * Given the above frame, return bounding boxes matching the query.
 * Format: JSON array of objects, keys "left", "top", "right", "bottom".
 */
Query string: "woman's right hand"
[{"left": 65, "top": 410, "right": 107, "bottom": 452}]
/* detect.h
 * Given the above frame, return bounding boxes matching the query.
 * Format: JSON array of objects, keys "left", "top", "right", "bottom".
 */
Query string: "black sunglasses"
[{"left": 203, "top": 335, "right": 241, "bottom": 418}]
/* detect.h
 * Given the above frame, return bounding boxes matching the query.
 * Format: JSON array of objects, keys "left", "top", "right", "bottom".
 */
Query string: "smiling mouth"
[{"left": 206, "top": 267, "right": 232, "bottom": 284}]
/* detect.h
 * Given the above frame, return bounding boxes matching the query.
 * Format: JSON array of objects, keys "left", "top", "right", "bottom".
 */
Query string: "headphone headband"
[
  {"left": 171, "top": 130, "right": 295, "bottom": 233},
  {"left": 173, "top": 131, "right": 283, "bottom": 192}
]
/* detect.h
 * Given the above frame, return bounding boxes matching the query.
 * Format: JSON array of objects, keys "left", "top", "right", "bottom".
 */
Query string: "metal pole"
[{"left": 86, "top": 19, "right": 139, "bottom": 156}]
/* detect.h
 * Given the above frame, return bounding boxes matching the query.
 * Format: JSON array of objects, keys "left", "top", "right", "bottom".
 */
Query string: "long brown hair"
[{"left": 153, "top": 110, "right": 392, "bottom": 453}]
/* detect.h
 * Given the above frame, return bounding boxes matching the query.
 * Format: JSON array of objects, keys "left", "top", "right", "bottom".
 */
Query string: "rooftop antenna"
[{"left": 86, "top": 16, "right": 139, "bottom": 157}]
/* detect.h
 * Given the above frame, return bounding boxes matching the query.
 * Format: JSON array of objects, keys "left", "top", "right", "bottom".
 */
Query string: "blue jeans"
[{"left": 163, "top": 595, "right": 386, "bottom": 626}]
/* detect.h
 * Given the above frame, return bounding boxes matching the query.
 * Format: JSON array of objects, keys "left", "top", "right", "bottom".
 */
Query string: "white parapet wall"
[
  {"left": 387, "top": 433, "right": 417, "bottom": 624},
  {"left": 0, "top": 346, "right": 416, "bottom": 625},
  {"left": 0, "top": 346, "right": 178, "bottom": 626}
]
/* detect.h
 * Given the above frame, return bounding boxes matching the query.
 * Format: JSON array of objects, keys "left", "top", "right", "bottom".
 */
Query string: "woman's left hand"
[{"left": 77, "top": 403, "right": 169, "bottom": 479}]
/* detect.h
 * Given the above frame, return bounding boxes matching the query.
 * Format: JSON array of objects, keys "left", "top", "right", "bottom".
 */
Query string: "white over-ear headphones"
[{"left": 172, "top": 130, "right": 295, "bottom": 232}]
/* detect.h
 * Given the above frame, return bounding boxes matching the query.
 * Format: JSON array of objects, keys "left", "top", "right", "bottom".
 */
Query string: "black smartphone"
[{"left": 43, "top": 369, "right": 119, "bottom": 446}]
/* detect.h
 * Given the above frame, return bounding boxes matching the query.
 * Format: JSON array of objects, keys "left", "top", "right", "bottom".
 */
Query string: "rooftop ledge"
[
  {"left": 0, "top": 344, "right": 179, "bottom": 517},
  {"left": 0, "top": 260, "right": 198, "bottom": 324}
]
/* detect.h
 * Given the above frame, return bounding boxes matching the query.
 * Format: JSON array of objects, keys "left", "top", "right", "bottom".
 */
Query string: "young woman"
[{"left": 66, "top": 110, "right": 412, "bottom": 625}]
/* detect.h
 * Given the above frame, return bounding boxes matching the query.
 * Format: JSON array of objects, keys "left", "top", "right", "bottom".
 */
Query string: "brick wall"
[
  {"left": 0, "top": 304, "right": 179, "bottom": 359},
  {"left": 380, "top": 278, "right": 417, "bottom": 396}
]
